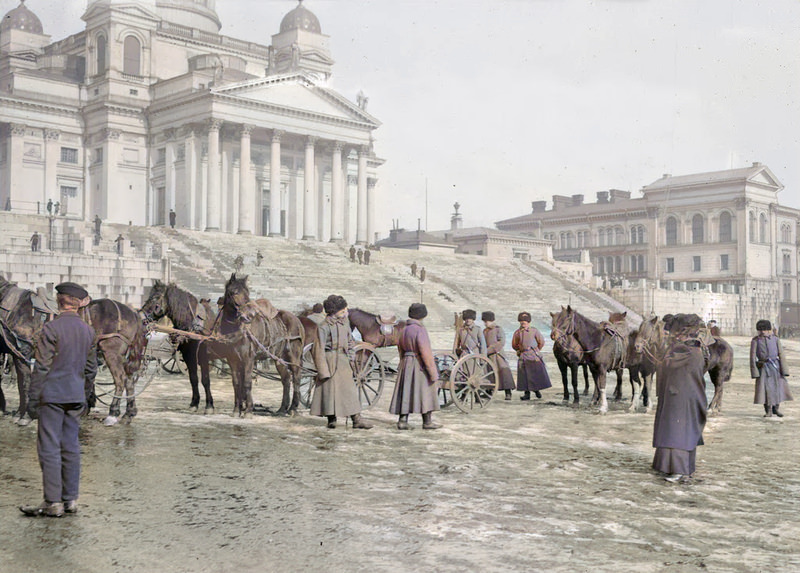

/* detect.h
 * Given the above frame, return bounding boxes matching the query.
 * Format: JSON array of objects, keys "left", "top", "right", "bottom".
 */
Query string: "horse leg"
[
  {"left": 275, "top": 361, "right": 291, "bottom": 415},
  {"left": 628, "top": 366, "right": 641, "bottom": 413},
  {"left": 103, "top": 355, "right": 126, "bottom": 426},
  {"left": 241, "top": 357, "right": 255, "bottom": 418},
  {"left": 122, "top": 371, "right": 138, "bottom": 423},
  {"left": 557, "top": 359, "right": 569, "bottom": 402},
  {"left": 569, "top": 364, "right": 579, "bottom": 405},
  {"left": 14, "top": 356, "right": 30, "bottom": 420},
  {"left": 182, "top": 343, "right": 201, "bottom": 411},
  {"left": 581, "top": 364, "right": 590, "bottom": 396},
  {"left": 643, "top": 371, "right": 655, "bottom": 414},
  {"left": 596, "top": 370, "right": 608, "bottom": 414},
  {"left": 229, "top": 356, "right": 242, "bottom": 417},
  {"left": 589, "top": 366, "right": 601, "bottom": 406},
  {"left": 198, "top": 344, "right": 214, "bottom": 414},
  {"left": 707, "top": 368, "right": 722, "bottom": 416},
  {"left": 287, "top": 340, "right": 304, "bottom": 414},
  {"left": 612, "top": 369, "right": 623, "bottom": 402}
]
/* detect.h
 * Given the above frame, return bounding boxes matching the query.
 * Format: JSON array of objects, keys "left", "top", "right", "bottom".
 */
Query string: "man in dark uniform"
[
  {"left": 357, "top": 248, "right": 364, "bottom": 264},
  {"left": 349, "top": 245, "right": 356, "bottom": 262},
  {"left": 169, "top": 208, "right": 176, "bottom": 229},
  {"left": 20, "top": 282, "right": 97, "bottom": 517},
  {"left": 30, "top": 231, "right": 40, "bottom": 252},
  {"left": 410, "top": 262, "right": 417, "bottom": 276},
  {"left": 363, "top": 247, "right": 371, "bottom": 265}
]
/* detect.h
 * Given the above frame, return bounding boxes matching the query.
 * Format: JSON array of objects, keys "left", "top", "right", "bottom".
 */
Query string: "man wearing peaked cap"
[{"left": 55, "top": 282, "right": 90, "bottom": 302}]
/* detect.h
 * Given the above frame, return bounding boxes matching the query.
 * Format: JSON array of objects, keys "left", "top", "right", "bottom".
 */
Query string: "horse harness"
[{"left": 554, "top": 312, "right": 627, "bottom": 368}]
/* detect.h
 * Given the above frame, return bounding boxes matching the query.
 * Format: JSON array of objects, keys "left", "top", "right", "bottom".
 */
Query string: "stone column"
[
  {"left": 184, "top": 128, "right": 198, "bottom": 229},
  {"left": 238, "top": 125, "right": 254, "bottom": 234},
  {"left": 44, "top": 129, "right": 60, "bottom": 208},
  {"left": 205, "top": 119, "right": 223, "bottom": 231},
  {"left": 356, "top": 147, "right": 368, "bottom": 244},
  {"left": 6, "top": 125, "right": 26, "bottom": 210},
  {"left": 165, "top": 129, "right": 177, "bottom": 222},
  {"left": 302, "top": 136, "right": 318, "bottom": 240},
  {"left": 329, "top": 141, "right": 344, "bottom": 243},
  {"left": 269, "top": 130, "right": 284, "bottom": 237},
  {"left": 367, "top": 177, "right": 377, "bottom": 245}
]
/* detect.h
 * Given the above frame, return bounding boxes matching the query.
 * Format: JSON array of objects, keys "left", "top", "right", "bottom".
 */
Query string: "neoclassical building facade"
[
  {"left": 496, "top": 163, "right": 800, "bottom": 304},
  {"left": 0, "top": 0, "right": 383, "bottom": 243}
]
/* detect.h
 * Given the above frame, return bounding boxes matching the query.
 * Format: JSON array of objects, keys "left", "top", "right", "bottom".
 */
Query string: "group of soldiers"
[{"left": 348, "top": 245, "right": 372, "bottom": 265}]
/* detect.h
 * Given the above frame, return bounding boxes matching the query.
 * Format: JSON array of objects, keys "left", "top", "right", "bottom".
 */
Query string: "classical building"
[
  {"left": 0, "top": 0, "right": 382, "bottom": 243},
  {"left": 495, "top": 163, "right": 800, "bottom": 305}
]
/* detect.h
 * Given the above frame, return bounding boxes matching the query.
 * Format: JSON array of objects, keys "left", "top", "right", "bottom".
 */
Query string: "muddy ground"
[{"left": 1, "top": 336, "right": 799, "bottom": 573}]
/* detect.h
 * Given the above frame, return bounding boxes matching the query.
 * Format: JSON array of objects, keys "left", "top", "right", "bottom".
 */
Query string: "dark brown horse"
[
  {"left": 208, "top": 274, "right": 305, "bottom": 417},
  {"left": 141, "top": 281, "right": 216, "bottom": 413},
  {"left": 550, "top": 306, "right": 628, "bottom": 414},
  {"left": 80, "top": 298, "right": 147, "bottom": 426},
  {"left": 634, "top": 315, "right": 733, "bottom": 415},
  {"left": 347, "top": 308, "right": 406, "bottom": 347},
  {"left": 551, "top": 332, "right": 590, "bottom": 405}
]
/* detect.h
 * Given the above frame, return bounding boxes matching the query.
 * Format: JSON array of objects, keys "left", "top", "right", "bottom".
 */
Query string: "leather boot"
[
  {"left": 764, "top": 404, "right": 772, "bottom": 418},
  {"left": 397, "top": 414, "right": 409, "bottom": 430},
  {"left": 504, "top": 389, "right": 512, "bottom": 400},
  {"left": 534, "top": 390, "right": 542, "bottom": 399},
  {"left": 327, "top": 415, "right": 337, "bottom": 429},
  {"left": 772, "top": 404, "right": 784, "bottom": 418},
  {"left": 351, "top": 414, "right": 373, "bottom": 429},
  {"left": 520, "top": 391, "right": 531, "bottom": 401},
  {"left": 422, "top": 412, "right": 442, "bottom": 430}
]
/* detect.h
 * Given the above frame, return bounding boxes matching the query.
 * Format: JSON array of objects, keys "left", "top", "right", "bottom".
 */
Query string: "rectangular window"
[
  {"left": 783, "top": 253, "right": 792, "bottom": 274},
  {"left": 94, "top": 147, "right": 103, "bottom": 164},
  {"left": 156, "top": 148, "right": 166, "bottom": 165},
  {"left": 720, "top": 254, "right": 729, "bottom": 271},
  {"left": 783, "top": 281, "right": 792, "bottom": 302},
  {"left": 60, "top": 147, "right": 78, "bottom": 164},
  {"left": 693, "top": 256, "right": 701, "bottom": 272},
  {"left": 666, "top": 258, "right": 674, "bottom": 273}
]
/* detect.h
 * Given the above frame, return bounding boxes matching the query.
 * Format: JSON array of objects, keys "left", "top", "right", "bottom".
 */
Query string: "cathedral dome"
[
  {"left": 280, "top": 0, "right": 321, "bottom": 34},
  {"left": 1, "top": 0, "right": 44, "bottom": 35}
]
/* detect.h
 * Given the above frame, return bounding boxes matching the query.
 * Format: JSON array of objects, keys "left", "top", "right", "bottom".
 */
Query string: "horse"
[
  {"left": 550, "top": 306, "right": 628, "bottom": 414},
  {"left": 634, "top": 315, "right": 733, "bottom": 415},
  {"left": 141, "top": 281, "right": 216, "bottom": 414},
  {"left": 208, "top": 274, "right": 305, "bottom": 417},
  {"left": 551, "top": 332, "right": 590, "bottom": 405},
  {"left": 80, "top": 298, "right": 147, "bottom": 426},
  {"left": 347, "top": 308, "right": 406, "bottom": 347}
]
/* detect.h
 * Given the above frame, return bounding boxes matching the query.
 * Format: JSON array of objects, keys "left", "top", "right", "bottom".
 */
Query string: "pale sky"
[{"left": 9, "top": 0, "right": 800, "bottom": 235}]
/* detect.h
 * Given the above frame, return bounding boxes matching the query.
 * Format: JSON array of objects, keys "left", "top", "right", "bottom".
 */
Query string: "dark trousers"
[{"left": 37, "top": 403, "right": 83, "bottom": 503}]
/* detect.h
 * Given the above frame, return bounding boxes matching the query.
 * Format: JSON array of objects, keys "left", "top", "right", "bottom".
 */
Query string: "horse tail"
[{"left": 124, "top": 321, "right": 147, "bottom": 377}]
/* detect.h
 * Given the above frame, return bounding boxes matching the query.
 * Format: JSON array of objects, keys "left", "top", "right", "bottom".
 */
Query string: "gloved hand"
[
  {"left": 86, "top": 391, "right": 97, "bottom": 410},
  {"left": 26, "top": 401, "right": 39, "bottom": 420}
]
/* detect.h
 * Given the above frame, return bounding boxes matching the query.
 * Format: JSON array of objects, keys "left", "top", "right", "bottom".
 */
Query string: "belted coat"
[{"left": 389, "top": 319, "right": 439, "bottom": 415}]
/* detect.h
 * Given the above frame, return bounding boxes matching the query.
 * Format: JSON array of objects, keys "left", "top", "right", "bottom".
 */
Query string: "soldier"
[
  {"left": 169, "top": 209, "right": 176, "bottom": 229},
  {"left": 363, "top": 247, "right": 371, "bottom": 265},
  {"left": 357, "top": 248, "right": 364, "bottom": 265},
  {"left": 410, "top": 261, "right": 417, "bottom": 276},
  {"left": 512, "top": 312, "right": 552, "bottom": 400},
  {"left": 30, "top": 231, "right": 40, "bottom": 252},
  {"left": 389, "top": 302, "right": 441, "bottom": 430},
  {"left": 482, "top": 311, "right": 516, "bottom": 400},
  {"left": 46, "top": 198, "right": 53, "bottom": 215},
  {"left": 306, "top": 302, "right": 325, "bottom": 325},
  {"left": 20, "top": 282, "right": 97, "bottom": 517},
  {"left": 454, "top": 309, "right": 486, "bottom": 357},
  {"left": 750, "top": 319, "right": 793, "bottom": 418},
  {"left": 419, "top": 267, "right": 426, "bottom": 282},
  {"left": 311, "top": 295, "right": 373, "bottom": 430},
  {"left": 256, "top": 249, "right": 264, "bottom": 267},
  {"left": 114, "top": 234, "right": 124, "bottom": 255},
  {"left": 349, "top": 245, "right": 356, "bottom": 262}
]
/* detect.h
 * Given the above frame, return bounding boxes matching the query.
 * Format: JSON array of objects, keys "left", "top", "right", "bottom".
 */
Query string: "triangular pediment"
[
  {"left": 215, "top": 75, "right": 379, "bottom": 126},
  {"left": 748, "top": 168, "right": 780, "bottom": 189},
  {"left": 82, "top": 2, "right": 160, "bottom": 24}
]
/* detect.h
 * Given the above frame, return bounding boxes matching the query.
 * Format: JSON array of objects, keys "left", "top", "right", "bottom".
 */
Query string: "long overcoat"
[
  {"left": 652, "top": 340, "right": 707, "bottom": 452},
  {"left": 389, "top": 319, "right": 439, "bottom": 415},
  {"left": 310, "top": 316, "right": 362, "bottom": 418},
  {"left": 484, "top": 324, "right": 515, "bottom": 391},
  {"left": 512, "top": 326, "right": 552, "bottom": 392},
  {"left": 750, "top": 333, "right": 793, "bottom": 406},
  {"left": 454, "top": 323, "right": 486, "bottom": 357}
]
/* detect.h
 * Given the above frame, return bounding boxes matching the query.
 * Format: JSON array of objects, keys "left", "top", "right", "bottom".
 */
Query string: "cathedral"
[{"left": 0, "top": 0, "right": 383, "bottom": 243}]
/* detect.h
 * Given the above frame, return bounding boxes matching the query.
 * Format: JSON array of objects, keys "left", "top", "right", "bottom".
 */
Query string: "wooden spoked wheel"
[
  {"left": 449, "top": 354, "right": 498, "bottom": 413},
  {"left": 161, "top": 351, "right": 184, "bottom": 374},
  {"left": 352, "top": 345, "right": 385, "bottom": 410},
  {"left": 433, "top": 351, "right": 457, "bottom": 408},
  {"left": 298, "top": 343, "right": 317, "bottom": 409}
]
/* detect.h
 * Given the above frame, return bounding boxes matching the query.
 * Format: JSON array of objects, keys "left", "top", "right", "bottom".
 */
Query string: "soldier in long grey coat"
[
  {"left": 389, "top": 303, "right": 441, "bottom": 430},
  {"left": 750, "top": 319, "right": 793, "bottom": 417},
  {"left": 482, "top": 311, "right": 515, "bottom": 400},
  {"left": 454, "top": 309, "right": 486, "bottom": 357},
  {"left": 512, "top": 312, "right": 551, "bottom": 400},
  {"left": 310, "top": 295, "right": 372, "bottom": 430}
]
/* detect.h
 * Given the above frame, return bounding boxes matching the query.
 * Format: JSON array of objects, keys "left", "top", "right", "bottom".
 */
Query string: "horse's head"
[
  {"left": 634, "top": 316, "right": 662, "bottom": 354},
  {"left": 550, "top": 305, "right": 575, "bottom": 341},
  {"left": 224, "top": 273, "right": 250, "bottom": 312},
  {"left": 608, "top": 311, "right": 627, "bottom": 324},
  {"left": 141, "top": 280, "right": 169, "bottom": 322}
]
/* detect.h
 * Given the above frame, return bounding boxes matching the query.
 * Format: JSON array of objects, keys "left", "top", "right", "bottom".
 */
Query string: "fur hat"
[
  {"left": 323, "top": 295, "right": 348, "bottom": 315},
  {"left": 462, "top": 309, "right": 477, "bottom": 321},
  {"left": 756, "top": 319, "right": 772, "bottom": 332},
  {"left": 481, "top": 311, "right": 495, "bottom": 322},
  {"left": 517, "top": 312, "right": 532, "bottom": 322},
  {"left": 55, "top": 282, "right": 88, "bottom": 300},
  {"left": 312, "top": 303, "right": 324, "bottom": 313},
  {"left": 408, "top": 303, "right": 428, "bottom": 320}
]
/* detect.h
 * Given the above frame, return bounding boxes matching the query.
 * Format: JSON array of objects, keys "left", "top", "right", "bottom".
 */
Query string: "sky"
[{"left": 9, "top": 0, "right": 800, "bottom": 235}]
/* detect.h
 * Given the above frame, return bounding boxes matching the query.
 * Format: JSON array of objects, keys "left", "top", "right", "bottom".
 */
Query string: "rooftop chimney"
[
  {"left": 531, "top": 200, "right": 547, "bottom": 213},
  {"left": 571, "top": 194, "right": 584, "bottom": 207},
  {"left": 752, "top": 161, "right": 762, "bottom": 167},
  {"left": 609, "top": 189, "right": 631, "bottom": 203},
  {"left": 552, "top": 195, "right": 572, "bottom": 211},
  {"left": 597, "top": 191, "right": 609, "bottom": 204}
]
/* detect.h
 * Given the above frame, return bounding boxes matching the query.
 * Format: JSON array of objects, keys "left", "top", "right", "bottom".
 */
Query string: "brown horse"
[
  {"left": 551, "top": 332, "right": 590, "bottom": 405},
  {"left": 347, "top": 308, "right": 406, "bottom": 347},
  {"left": 141, "top": 281, "right": 216, "bottom": 413},
  {"left": 208, "top": 274, "right": 305, "bottom": 417},
  {"left": 550, "top": 306, "right": 628, "bottom": 414}
]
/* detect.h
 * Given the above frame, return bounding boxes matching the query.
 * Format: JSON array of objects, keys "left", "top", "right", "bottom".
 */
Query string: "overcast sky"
[{"left": 10, "top": 0, "right": 800, "bottom": 234}]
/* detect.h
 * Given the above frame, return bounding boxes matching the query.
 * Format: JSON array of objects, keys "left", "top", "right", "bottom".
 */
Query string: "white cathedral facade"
[{"left": 0, "top": 0, "right": 383, "bottom": 243}]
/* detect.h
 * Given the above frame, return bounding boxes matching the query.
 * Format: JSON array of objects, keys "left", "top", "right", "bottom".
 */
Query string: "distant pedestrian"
[
  {"left": 349, "top": 245, "right": 356, "bottom": 262},
  {"left": 169, "top": 209, "right": 176, "bottom": 229},
  {"left": 410, "top": 262, "right": 417, "bottom": 277},
  {"left": 512, "top": 312, "right": 551, "bottom": 400},
  {"left": 53, "top": 202, "right": 60, "bottom": 216},
  {"left": 46, "top": 199, "right": 53, "bottom": 215},
  {"left": 363, "top": 247, "right": 371, "bottom": 265},
  {"left": 93, "top": 215, "right": 102, "bottom": 237},
  {"left": 357, "top": 248, "right": 363, "bottom": 265},
  {"left": 419, "top": 267, "right": 426, "bottom": 282},
  {"left": 750, "top": 319, "right": 793, "bottom": 418},
  {"left": 30, "top": 231, "right": 40, "bottom": 252},
  {"left": 233, "top": 255, "right": 244, "bottom": 273},
  {"left": 114, "top": 234, "right": 124, "bottom": 255},
  {"left": 256, "top": 249, "right": 263, "bottom": 267},
  {"left": 4, "top": 196, "right": 10, "bottom": 211}
]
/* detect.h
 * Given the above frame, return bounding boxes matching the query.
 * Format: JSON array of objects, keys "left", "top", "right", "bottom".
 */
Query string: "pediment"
[
  {"left": 748, "top": 168, "right": 780, "bottom": 189},
  {"left": 215, "top": 75, "right": 378, "bottom": 125},
  {"left": 83, "top": 2, "right": 160, "bottom": 23}
]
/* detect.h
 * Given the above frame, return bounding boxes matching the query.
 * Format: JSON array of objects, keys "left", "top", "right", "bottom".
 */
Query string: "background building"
[{"left": 0, "top": 0, "right": 382, "bottom": 243}]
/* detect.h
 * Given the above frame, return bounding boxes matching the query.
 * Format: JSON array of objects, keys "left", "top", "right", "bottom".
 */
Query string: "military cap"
[
  {"left": 461, "top": 309, "right": 477, "bottom": 321},
  {"left": 55, "top": 282, "right": 88, "bottom": 300},
  {"left": 756, "top": 319, "right": 772, "bottom": 332},
  {"left": 408, "top": 303, "right": 428, "bottom": 320},
  {"left": 517, "top": 312, "right": 532, "bottom": 322},
  {"left": 481, "top": 311, "right": 495, "bottom": 322}
]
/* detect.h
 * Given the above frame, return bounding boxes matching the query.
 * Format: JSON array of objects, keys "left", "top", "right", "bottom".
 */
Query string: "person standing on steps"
[
  {"left": 419, "top": 267, "right": 426, "bottom": 282},
  {"left": 30, "top": 231, "right": 40, "bottom": 252},
  {"left": 410, "top": 261, "right": 417, "bottom": 277},
  {"left": 169, "top": 208, "right": 176, "bottom": 229},
  {"left": 750, "top": 319, "right": 792, "bottom": 418},
  {"left": 389, "top": 303, "right": 441, "bottom": 430},
  {"left": 310, "top": 295, "right": 373, "bottom": 430},
  {"left": 20, "top": 282, "right": 97, "bottom": 517},
  {"left": 482, "top": 311, "right": 516, "bottom": 400},
  {"left": 363, "top": 247, "right": 371, "bottom": 265},
  {"left": 357, "top": 248, "right": 363, "bottom": 265},
  {"left": 512, "top": 312, "right": 551, "bottom": 401},
  {"left": 349, "top": 245, "right": 356, "bottom": 262}
]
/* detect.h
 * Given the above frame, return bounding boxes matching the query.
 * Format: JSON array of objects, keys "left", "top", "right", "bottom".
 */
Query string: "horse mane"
[{"left": 165, "top": 283, "right": 197, "bottom": 330}]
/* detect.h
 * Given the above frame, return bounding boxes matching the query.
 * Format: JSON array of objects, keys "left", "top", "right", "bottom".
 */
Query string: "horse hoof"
[
  {"left": 189, "top": 406, "right": 198, "bottom": 413},
  {"left": 103, "top": 416, "right": 119, "bottom": 426},
  {"left": 16, "top": 415, "right": 32, "bottom": 427},
  {"left": 204, "top": 407, "right": 215, "bottom": 415},
  {"left": 243, "top": 412, "right": 253, "bottom": 419}
]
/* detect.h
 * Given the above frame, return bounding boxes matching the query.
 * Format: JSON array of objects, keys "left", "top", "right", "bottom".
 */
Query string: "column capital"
[
  {"left": 367, "top": 177, "right": 378, "bottom": 190},
  {"left": 44, "top": 129, "right": 61, "bottom": 141},
  {"left": 272, "top": 129, "right": 285, "bottom": 143},
  {"left": 206, "top": 118, "right": 224, "bottom": 132},
  {"left": 164, "top": 128, "right": 178, "bottom": 141},
  {"left": 240, "top": 124, "right": 256, "bottom": 137},
  {"left": 358, "top": 145, "right": 370, "bottom": 156},
  {"left": 102, "top": 128, "right": 121, "bottom": 141},
  {"left": 348, "top": 174, "right": 358, "bottom": 186},
  {"left": 9, "top": 123, "right": 26, "bottom": 136},
  {"left": 331, "top": 140, "right": 344, "bottom": 153},
  {"left": 305, "top": 135, "right": 318, "bottom": 148}
]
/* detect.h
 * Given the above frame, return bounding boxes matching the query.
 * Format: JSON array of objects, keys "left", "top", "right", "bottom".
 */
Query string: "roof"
[
  {"left": 642, "top": 164, "right": 782, "bottom": 192},
  {"left": 1, "top": 0, "right": 43, "bottom": 34},
  {"left": 280, "top": 1, "right": 321, "bottom": 34}
]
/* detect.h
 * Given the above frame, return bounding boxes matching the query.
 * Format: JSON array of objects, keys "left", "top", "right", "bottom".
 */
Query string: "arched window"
[
  {"left": 616, "top": 227, "right": 624, "bottom": 245},
  {"left": 749, "top": 211, "right": 756, "bottom": 242},
  {"left": 638, "top": 255, "right": 645, "bottom": 273},
  {"left": 606, "top": 228, "right": 614, "bottom": 246},
  {"left": 719, "top": 211, "right": 732, "bottom": 242},
  {"left": 630, "top": 255, "right": 638, "bottom": 272},
  {"left": 598, "top": 228, "right": 606, "bottom": 247},
  {"left": 123, "top": 35, "right": 141, "bottom": 76},
  {"left": 665, "top": 216, "right": 677, "bottom": 246},
  {"left": 597, "top": 258, "right": 605, "bottom": 275},
  {"left": 96, "top": 35, "right": 107, "bottom": 74},
  {"left": 692, "top": 214, "right": 704, "bottom": 244},
  {"left": 615, "top": 256, "right": 622, "bottom": 274},
  {"left": 607, "top": 256, "right": 614, "bottom": 273},
  {"left": 759, "top": 213, "right": 768, "bottom": 243},
  {"left": 781, "top": 223, "right": 792, "bottom": 244},
  {"left": 630, "top": 227, "right": 637, "bottom": 244}
]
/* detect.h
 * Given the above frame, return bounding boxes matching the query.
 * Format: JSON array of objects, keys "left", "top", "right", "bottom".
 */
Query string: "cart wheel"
[
  {"left": 352, "top": 345, "right": 385, "bottom": 410},
  {"left": 298, "top": 343, "right": 317, "bottom": 408},
  {"left": 161, "top": 352, "right": 184, "bottom": 374},
  {"left": 433, "top": 351, "right": 457, "bottom": 408},
  {"left": 94, "top": 353, "right": 160, "bottom": 406},
  {"left": 449, "top": 354, "right": 497, "bottom": 413}
]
